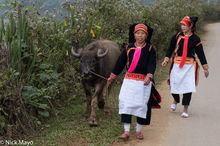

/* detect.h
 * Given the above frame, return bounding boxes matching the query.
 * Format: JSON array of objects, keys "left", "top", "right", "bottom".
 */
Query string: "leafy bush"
[{"left": 201, "top": 2, "right": 220, "bottom": 22}]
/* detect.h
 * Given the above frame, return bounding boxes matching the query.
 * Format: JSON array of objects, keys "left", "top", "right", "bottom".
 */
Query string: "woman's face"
[
  {"left": 134, "top": 30, "right": 148, "bottom": 44},
  {"left": 181, "top": 24, "right": 192, "bottom": 33}
]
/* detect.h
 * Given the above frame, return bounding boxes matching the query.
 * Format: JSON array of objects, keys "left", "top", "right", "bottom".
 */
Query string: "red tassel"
[{"left": 179, "top": 36, "right": 189, "bottom": 68}]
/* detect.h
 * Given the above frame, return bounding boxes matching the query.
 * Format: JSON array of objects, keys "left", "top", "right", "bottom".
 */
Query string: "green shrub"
[{"left": 201, "top": 2, "right": 220, "bottom": 22}]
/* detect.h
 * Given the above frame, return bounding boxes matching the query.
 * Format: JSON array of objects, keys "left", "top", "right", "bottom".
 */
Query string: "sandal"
[
  {"left": 170, "top": 104, "right": 177, "bottom": 111},
  {"left": 119, "top": 132, "right": 129, "bottom": 140},
  {"left": 181, "top": 112, "right": 189, "bottom": 118},
  {"left": 136, "top": 132, "right": 144, "bottom": 140}
]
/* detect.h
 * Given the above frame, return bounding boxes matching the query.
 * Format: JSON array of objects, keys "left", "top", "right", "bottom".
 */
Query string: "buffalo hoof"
[
  {"left": 98, "top": 100, "right": 105, "bottom": 109},
  {"left": 89, "top": 119, "right": 98, "bottom": 127}
]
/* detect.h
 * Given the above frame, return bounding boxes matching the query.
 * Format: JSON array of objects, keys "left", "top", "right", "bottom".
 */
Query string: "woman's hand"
[
  {"left": 107, "top": 77, "right": 115, "bottom": 85},
  {"left": 144, "top": 77, "right": 151, "bottom": 85},
  {"left": 204, "top": 69, "right": 209, "bottom": 78},
  {"left": 161, "top": 61, "right": 168, "bottom": 67}
]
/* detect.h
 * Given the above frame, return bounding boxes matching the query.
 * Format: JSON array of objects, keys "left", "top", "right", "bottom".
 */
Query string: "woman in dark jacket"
[
  {"left": 162, "top": 16, "right": 209, "bottom": 118},
  {"left": 108, "top": 24, "right": 161, "bottom": 140}
]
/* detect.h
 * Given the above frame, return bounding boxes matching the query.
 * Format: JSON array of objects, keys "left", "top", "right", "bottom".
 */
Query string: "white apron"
[
  {"left": 118, "top": 78, "right": 152, "bottom": 119},
  {"left": 170, "top": 63, "right": 196, "bottom": 94}
]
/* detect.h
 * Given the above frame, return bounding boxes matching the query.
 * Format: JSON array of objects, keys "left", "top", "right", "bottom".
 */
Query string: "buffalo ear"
[{"left": 71, "top": 47, "right": 82, "bottom": 58}]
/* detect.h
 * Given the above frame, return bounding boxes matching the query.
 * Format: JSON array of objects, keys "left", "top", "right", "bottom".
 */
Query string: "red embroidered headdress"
[
  {"left": 129, "top": 23, "right": 153, "bottom": 44},
  {"left": 134, "top": 24, "right": 148, "bottom": 34},
  {"left": 180, "top": 16, "right": 193, "bottom": 27}
]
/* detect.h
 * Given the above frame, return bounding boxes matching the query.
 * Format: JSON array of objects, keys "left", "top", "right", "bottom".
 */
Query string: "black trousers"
[
  {"left": 172, "top": 92, "right": 192, "bottom": 106},
  {"left": 121, "top": 101, "right": 152, "bottom": 125}
]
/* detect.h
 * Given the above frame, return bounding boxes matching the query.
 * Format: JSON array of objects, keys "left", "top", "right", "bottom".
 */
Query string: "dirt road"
[{"left": 115, "top": 23, "right": 220, "bottom": 146}]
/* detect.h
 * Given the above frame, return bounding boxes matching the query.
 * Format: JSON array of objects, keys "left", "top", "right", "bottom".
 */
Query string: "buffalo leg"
[
  {"left": 89, "top": 83, "right": 104, "bottom": 126},
  {"left": 82, "top": 82, "right": 92, "bottom": 119},
  {"left": 98, "top": 97, "right": 105, "bottom": 109},
  {"left": 85, "top": 97, "right": 92, "bottom": 119}
]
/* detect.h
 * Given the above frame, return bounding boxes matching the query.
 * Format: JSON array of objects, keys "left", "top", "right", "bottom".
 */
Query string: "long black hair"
[{"left": 129, "top": 23, "right": 153, "bottom": 44}]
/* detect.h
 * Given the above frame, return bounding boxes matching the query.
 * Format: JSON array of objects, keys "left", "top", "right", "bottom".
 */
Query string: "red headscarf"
[
  {"left": 180, "top": 16, "right": 193, "bottom": 27},
  {"left": 134, "top": 24, "right": 148, "bottom": 34}
]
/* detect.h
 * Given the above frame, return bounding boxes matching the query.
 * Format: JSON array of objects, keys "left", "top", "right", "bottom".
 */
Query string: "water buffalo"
[{"left": 71, "top": 40, "right": 121, "bottom": 126}]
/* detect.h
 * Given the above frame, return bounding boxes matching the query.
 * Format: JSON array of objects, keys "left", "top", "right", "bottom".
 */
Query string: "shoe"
[
  {"left": 170, "top": 104, "right": 177, "bottom": 111},
  {"left": 119, "top": 132, "right": 129, "bottom": 140},
  {"left": 136, "top": 132, "right": 144, "bottom": 140},
  {"left": 181, "top": 112, "right": 189, "bottom": 118}
]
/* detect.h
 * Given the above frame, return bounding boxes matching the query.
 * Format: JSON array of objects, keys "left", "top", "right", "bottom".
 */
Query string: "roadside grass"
[{"left": 31, "top": 85, "right": 123, "bottom": 145}]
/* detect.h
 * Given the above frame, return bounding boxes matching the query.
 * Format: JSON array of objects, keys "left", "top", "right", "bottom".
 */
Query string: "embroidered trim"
[
  {"left": 125, "top": 73, "right": 146, "bottom": 81},
  {"left": 110, "top": 72, "right": 117, "bottom": 79},
  {"left": 176, "top": 32, "right": 181, "bottom": 39},
  {"left": 175, "top": 36, "right": 185, "bottom": 54},
  {"left": 174, "top": 56, "right": 194, "bottom": 64},
  {"left": 126, "top": 47, "right": 136, "bottom": 56},
  {"left": 146, "top": 73, "right": 153, "bottom": 79},
  {"left": 135, "top": 28, "right": 148, "bottom": 33},
  {"left": 202, "top": 64, "right": 209, "bottom": 70}
]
